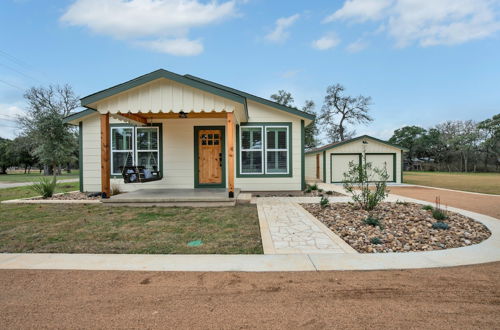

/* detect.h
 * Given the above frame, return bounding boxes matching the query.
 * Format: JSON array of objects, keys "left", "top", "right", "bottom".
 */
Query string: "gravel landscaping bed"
[
  {"left": 31, "top": 192, "right": 101, "bottom": 201},
  {"left": 251, "top": 190, "right": 344, "bottom": 197},
  {"left": 301, "top": 202, "right": 491, "bottom": 253}
]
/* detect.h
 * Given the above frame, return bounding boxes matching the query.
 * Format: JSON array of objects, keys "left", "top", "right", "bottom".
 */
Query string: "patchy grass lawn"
[
  {"left": 403, "top": 171, "right": 500, "bottom": 195},
  {"left": 0, "top": 204, "right": 263, "bottom": 254},
  {"left": 0, "top": 182, "right": 80, "bottom": 202},
  {"left": 0, "top": 171, "right": 79, "bottom": 183}
]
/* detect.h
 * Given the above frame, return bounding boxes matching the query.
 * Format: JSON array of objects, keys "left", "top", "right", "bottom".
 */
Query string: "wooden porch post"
[
  {"left": 100, "top": 113, "right": 111, "bottom": 198},
  {"left": 227, "top": 112, "right": 235, "bottom": 198}
]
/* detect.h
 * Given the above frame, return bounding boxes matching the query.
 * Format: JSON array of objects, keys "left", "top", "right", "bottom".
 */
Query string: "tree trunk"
[
  {"left": 66, "top": 162, "right": 71, "bottom": 174},
  {"left": 339, "top": 116, "right": 345, "bottom": 141}
]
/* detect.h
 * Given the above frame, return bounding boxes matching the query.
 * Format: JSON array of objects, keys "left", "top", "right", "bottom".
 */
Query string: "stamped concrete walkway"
[{"left": 256, "top": 199, "right": 356, "bottom": 254}]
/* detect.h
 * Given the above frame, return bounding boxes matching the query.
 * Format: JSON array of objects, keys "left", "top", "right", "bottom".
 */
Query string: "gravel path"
[
  {"left": 0, "top": 263, "right": 499, "bottom": 329},
  {"left": 388, "top": 186, "right": 500, "bottom": 219}
]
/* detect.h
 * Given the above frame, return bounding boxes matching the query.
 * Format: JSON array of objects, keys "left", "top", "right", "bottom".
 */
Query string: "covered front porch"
[{"left": 85, "top": 73, "right": 248, "bottom": 198}]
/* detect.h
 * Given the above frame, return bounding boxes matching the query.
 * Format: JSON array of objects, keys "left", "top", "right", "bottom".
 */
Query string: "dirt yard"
[
  {"left": 1, "top": 263, "right": 499, "bottom": 329},
  {"left": 389, "top": 186, "right": 500, "bottom": 219}
]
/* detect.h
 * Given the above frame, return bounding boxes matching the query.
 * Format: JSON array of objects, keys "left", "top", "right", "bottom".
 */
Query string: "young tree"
[
  {"left": 270, "top": 90, "right": 319, "bottom": 148},
  {"left": 11, "top": 135, "right": 38, "bottom": 173},
  {"left": 17, "top": 85, "right": 79, "bottom": 175},
  {"left": 478, "top": 113, "right": 500, "bottom": 170},
  {"left": 270, "top": 90, "right": 294, "bottom": 107},
  {"left": 319, "top": 84, "right": 373, "bottom": 142}
]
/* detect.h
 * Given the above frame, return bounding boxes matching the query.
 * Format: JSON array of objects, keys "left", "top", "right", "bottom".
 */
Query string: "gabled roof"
[
  {"left": 183, "top": 74, "right": 315, "bottom": 121},
  {"left": 305, "top": 135, "right": 408, "bottom": 154},
  {"left": 76, "top": 69, "right": 315, "bottom": 122},
  {"left": 62, "top": 108, "right": 97, "bottom": 124}
]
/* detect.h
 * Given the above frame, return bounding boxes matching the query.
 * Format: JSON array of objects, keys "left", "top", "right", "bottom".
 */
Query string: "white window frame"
[
  {"left": 134, "top": 126, "right": 160, "bottom": 172},
  {"left": 239, "top": 126, "right": 264, "bottom": 175},
  {"left": 110, "top": 127, "right": 134, "bottom": 176},
  {"left": 265, "top": 125, "right": 289, "bottom": 175}
]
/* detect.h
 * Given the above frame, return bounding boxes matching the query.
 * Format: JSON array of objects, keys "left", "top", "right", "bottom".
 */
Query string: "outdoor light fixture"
[
  {"left": 362, "top": 140, "right": 368, "bottom": 144},
  {"left": 178, "top": 111, "right": 188, "bottom": 118}
]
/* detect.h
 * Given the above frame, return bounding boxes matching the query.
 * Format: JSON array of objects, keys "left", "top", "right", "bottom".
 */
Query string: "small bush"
[
  {"left": 364, "top": 216, "right": 383, "bottom": 229},
  {"left": 422, "top": 205, "right": 433, "bottom": 211},
  {"left": 309, "top": 184, "right": 318, "bottom": 191},
  {"left": 318, "top": 188, "right": 323, "bottom": 193},
  {"left": 30, "top": 175, "right": 57, "bottom": 198},
  {"left": 396, "top": 200, "right": 408, "bottom": 206},
  {"left": 432, "top": 209, "right": 448, "bottom": 220},
  {"left": 325, "top": 190, "right": 333, "bottom": 195},
  {"left": 320, "top": 195, "right": 329, "bottom": 208},
  {"left": 432, "top": 222, "right": 450, "bottom": 230},
  {"left": 304, "top": 188, "right": 311, "bottom": 194},
  {"left": 370, "top": 237, "right": 382, "bottom": 245}
]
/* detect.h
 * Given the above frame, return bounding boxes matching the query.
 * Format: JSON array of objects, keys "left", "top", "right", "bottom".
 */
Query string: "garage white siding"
[{"left": 306, "top": 137, "right": 403, "bottom": 184}]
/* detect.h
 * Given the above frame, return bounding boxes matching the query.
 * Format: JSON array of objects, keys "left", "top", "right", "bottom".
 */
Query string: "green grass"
[
  {"left": 0, "top": 170, "right": 79, "bottom": 183},
  {"left": 0, "top": 182, "right": 80, "bottom": 202},
  {"left": 0, "top": 204, "right": 263, "bottom": 254},
  {"left": 403, "top": 171, "right": 500, "bottom": 195}
]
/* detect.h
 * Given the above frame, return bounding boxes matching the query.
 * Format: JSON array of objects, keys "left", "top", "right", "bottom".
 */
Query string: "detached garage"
[{"left": 305, "top": 135, "right": 407, "bottom": 184}]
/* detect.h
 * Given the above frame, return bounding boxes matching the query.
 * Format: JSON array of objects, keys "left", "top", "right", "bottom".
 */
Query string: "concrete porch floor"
[{"left": 102, "top": 188, "right": 241, "bottom": 205}]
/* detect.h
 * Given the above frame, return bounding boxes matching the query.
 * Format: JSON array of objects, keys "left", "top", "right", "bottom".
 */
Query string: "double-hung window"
[
  {"left": 240, "top": 126, "right": 263, "bottom": 174},
  {"left": 265, "top": 126, "right": 288, "bottom": 174},
  {"left": 110, "top": 126, "right": 160, "bottom": 175},
  {"left": 239, "top": 124, "right": 290, "bottom": 176}
]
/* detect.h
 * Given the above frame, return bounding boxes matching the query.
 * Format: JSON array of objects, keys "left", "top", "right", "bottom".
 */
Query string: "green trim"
[
  {"left": 322, "top": 150, "right": 326, "bottom": 183},
  {"left": 301, "top": 120, "right": 305, "bottom": 190},
  {"left": 236, "top": 122, "right": 293, "bottom": 178},
  {"left": 400, "top": 150, "right": 404, "bottom": 183},
  {"left": 184, "top": 74, "right": 315, "bottom": 121},
  {"left": 305, "top": 135, "right": 409, "bottom": 154},
  {"left": 78, "top": 122, "right": 83, "bottom": 192},
  {"left": 81, "top": 69, "right": 246, "bottom": 109},
  {"left": 63, "top": 108, "right": 97, "bottom": 124},
  {"left": 328, "top": 152, "right": 397, "bottom": 183},
  {"left": 108, "top": 123, "right": 163, "bottom": 179},
  {"left": 193, "top": 126, "right": 226, "bottom": 188}
]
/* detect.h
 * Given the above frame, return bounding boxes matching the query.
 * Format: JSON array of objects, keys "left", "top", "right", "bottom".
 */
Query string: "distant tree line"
[
  {"left": 0, "top": 85, "right": 79, "bottom": 175},
  {"left": 389, "top": 114, "right": 500, "bottom": 172}
]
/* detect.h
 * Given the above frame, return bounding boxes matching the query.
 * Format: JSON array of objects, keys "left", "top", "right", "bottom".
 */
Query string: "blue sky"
[{"left": 1, "top": 0, "right": 499, "bottom": 141}]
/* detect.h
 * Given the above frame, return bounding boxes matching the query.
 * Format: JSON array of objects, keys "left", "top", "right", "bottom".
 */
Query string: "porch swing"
[{"left": 119, "top": 121, "right": 162, "bottom": 183}]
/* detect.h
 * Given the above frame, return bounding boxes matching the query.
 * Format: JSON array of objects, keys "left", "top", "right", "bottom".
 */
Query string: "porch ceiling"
[{"left": 113, "top": 111, "right": 230, "bottom": 125}]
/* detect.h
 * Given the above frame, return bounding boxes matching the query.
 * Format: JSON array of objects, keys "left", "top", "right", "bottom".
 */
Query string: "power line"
[
  {"left": 0, "top": 49, "right": 51, "bottom": 82},
  {"left": 0, "top": 62, "right": 44, "bottom": 84},
  {"left": 0, "top": 79, "right": 24, "bottom": 91}
]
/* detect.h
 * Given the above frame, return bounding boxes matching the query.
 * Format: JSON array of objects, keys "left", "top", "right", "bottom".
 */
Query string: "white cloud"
[
  {"left": 265, "top": 14, "right": 300, "bottom": 43},
  {"left": 280, "top": 69, "right": 300, "bottom": 79},
  {"left": 312, "top": 33, "right": 340, "bottom": 50},
  {"left": 324, "top": 0, "right": 393, "bottom": 23},
  {"left": 0, "top": 103, "right": 24, "bottom": 139},
  {"left": 61, "top": 0, "right": 237, "bottom": 56},
  {"left": 137, "top": 38, "right": 203, "bottom": 56},
  {"left": 346, "top": 39, "right": 368, "bottom": 52},
  {"left": 324, "top": 0, "right": 500, "bottom": 47}
]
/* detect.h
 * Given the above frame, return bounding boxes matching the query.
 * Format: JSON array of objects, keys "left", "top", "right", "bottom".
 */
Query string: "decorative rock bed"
[
  {"left": 30, "top": 192, "right": 101, "bottom": 201},
  {"left": 301, "top": 202, "right": 491, "bottom": 253}
]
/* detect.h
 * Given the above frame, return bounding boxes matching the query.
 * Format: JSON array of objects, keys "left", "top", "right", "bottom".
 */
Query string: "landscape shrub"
[
  {"left": 370, "top": 237, "right": 382, "bottom": 245},
  {"left": 309, "top": 184, "right": 318, "bottom": 191},
  {"left": 111, "top": 184, "right": 121, "bottom": 196},
  {"left": 432, "top": 222, "right": 450, "bottom": 230},
  {"left": 432, "top": 209, "right": 448, "bottom": 220},
  {"left": 325, "top": 190, "right": 334, "bottom": 195},
  {"left": 30, "top": 175, "right": 57, "bottom": 198},
  {"left": 320, "top": 195, "right": 329, "bottom": 208},
  {"left": 364, "top": 216, "right": 383, "bottom": 229},
  {"left": 422, "top": 205, "right": 434, "bottom": 211},
  {"left": 342, "top": 157, "right": 389, "bottom": 211}
]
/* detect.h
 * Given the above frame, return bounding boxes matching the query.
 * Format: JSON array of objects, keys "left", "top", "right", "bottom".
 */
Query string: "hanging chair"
[{"left": 119, "top": 121, "right": 163, "bottom": 183}]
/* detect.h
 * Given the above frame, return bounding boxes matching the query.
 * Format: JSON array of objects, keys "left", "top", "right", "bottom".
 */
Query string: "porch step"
[{"left": 101, "top": 188, "right": 239, "bottom": 207}]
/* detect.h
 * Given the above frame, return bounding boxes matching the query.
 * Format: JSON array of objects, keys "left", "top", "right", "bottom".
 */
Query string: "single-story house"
[
  {"left": 305, "top": 136, "right": 407, "bottom": 184},
  {"left": 64, "top": 69, "right": 315, "bottom": 197}
]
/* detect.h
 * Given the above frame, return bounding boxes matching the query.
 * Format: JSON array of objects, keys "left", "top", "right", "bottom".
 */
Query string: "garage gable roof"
[{"left": 305, "top": 135, "right": 408, "bottom": 154}]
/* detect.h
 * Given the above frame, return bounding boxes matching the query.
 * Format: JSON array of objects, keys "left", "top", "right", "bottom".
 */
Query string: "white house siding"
[
  {"left": 305, "top": 153, "right": 323, "bottom": 181},
  {"left": 323, "top": 138, "right": 402, "bottom": 184},
  {"left": 234, "top": 100, "right": 303, "bottom": 191},
  {"left": 81, "top": 100, "right": 305, "bottom": 192}
]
